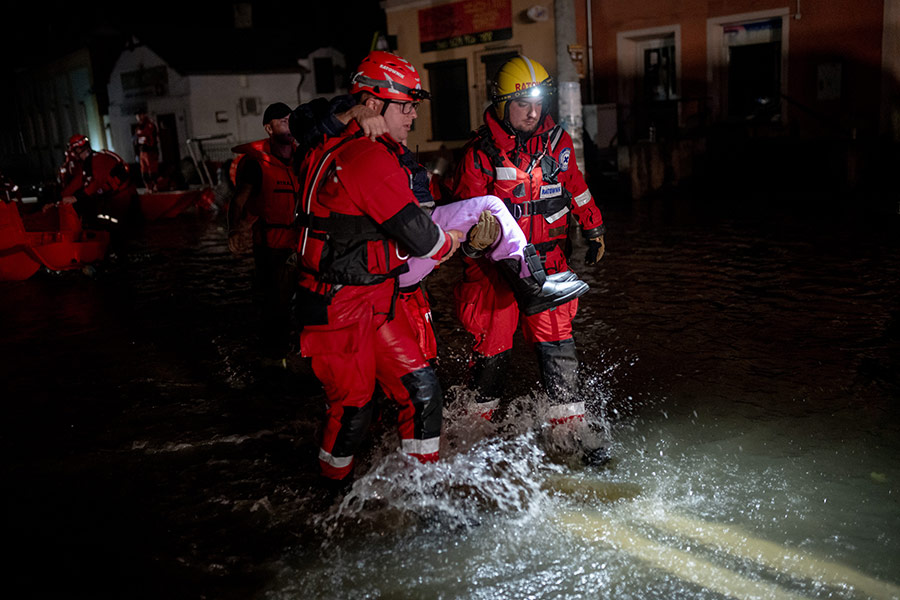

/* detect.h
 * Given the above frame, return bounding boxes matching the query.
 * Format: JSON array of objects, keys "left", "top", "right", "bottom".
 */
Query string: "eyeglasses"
[{"left": 391, "top": 101, "right": 420, "bottom": 115}]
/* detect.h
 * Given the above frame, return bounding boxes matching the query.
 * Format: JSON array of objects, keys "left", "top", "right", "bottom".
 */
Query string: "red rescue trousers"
[
  {"left": 300, "top": 281, "right": 442, "bottom": 480},
  {"left": 454, "top": 257, "right": 584, "bottom": 422},
  {"left": 139, "top": 149, "right": 159, "bottom": 189},
  {"left": 397, "top": 285, "right": 437, "bottom": 363},
  {"left": 454, "top": 258, "right": 578, "bottom": 355}
]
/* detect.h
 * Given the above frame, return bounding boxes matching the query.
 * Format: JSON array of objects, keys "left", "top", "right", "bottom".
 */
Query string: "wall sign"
[
  {"left": 418, "top": 0, "right": 512, "bottom": 52},
  {"left": 121, "top": 65, "right": 169, "bottom": 98}
]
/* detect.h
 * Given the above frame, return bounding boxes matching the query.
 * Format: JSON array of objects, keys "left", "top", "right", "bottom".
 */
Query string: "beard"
[{"left": 515, "top": 121, "right": 538, "bottom": 135}]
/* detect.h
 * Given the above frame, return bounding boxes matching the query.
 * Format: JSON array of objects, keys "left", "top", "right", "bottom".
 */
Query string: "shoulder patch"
[{"left": 559, "top": 148, "right": 571, "bottom": 172}]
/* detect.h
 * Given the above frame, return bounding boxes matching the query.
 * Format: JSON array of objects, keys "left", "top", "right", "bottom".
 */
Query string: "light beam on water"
[{"left": 267, "top": 385, "right": 900, "bottom": 600}]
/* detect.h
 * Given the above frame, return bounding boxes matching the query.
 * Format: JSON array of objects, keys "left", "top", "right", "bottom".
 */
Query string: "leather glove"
[
  {"left": 585, "top": 235, "right": 605, "bottom": 265},
  {"left": 465, "top": 210, "right": 501, "bottom": 252}
]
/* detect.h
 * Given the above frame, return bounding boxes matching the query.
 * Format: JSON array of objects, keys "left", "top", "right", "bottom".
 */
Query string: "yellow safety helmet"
[{"left": 491, "top": 55, "right": 555, "bottom": 120}]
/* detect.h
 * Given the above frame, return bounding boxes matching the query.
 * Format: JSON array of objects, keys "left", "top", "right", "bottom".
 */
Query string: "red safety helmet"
[
  {"left": 350, "top": 51, "right": 431, "bottom": 103},
  {"left": 67, "top": 134, "right": 90, "bottom": 154}
]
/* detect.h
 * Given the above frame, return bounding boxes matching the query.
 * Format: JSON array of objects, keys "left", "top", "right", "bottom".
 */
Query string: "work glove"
[
  {"left": 463, "top": 210, "right": 501, "bottom": 257},
  {"left": 584, "top": 235, "right": 605, "bottom": 265}
]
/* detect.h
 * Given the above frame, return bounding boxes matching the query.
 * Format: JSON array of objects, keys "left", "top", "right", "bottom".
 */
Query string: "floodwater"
[{"left": 2, "top": 189, "right": 898, "bottom": 600}]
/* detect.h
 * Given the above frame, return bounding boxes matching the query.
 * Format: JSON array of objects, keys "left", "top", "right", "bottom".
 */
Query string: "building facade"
[
  {"left": 107, "top": 40, "right": 347, "bottom": 169},
  {"left": 579, "top": 0, "right": 897, "bottom": 143},
  {"left": 383, "top": 0, "right": 559, "bottom": 154},
  {"left": 384, "top": 0, "right": 898, "bottom": 196}
]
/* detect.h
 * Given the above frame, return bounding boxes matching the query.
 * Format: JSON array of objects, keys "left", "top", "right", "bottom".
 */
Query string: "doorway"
[{"left": 156, "top": 114, "right": 179, "bottom": 164}]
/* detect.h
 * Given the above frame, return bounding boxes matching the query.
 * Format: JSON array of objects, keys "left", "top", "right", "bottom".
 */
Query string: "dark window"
[
  {"left": 425, "top": 59, "right": 471, "bottom": 141},
  {"left": 314, "top": 57, "right": 335, "bottom": 94},
  {"left": 643, "top": 45, "right": 676, "bottom": 101},
  {"left": 728, "top": 42, "right": 781, "bottom": 119}
]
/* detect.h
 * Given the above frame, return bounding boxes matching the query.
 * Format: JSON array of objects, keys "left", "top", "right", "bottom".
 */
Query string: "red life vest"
[
  {"left": 296, "top": 130, "right": 410, "bottom": 290},
  {"left": 135, "top": 120, "right": 158, "bottom": 150},
  {"left": 467, "top": 116, "right": 573, "bottom": 256},
  {"left": 232, "top": 139, "right": 301, "bottom": 250},
  {"left": 82, "top": 150, "right": 133, "bottom": 196}
]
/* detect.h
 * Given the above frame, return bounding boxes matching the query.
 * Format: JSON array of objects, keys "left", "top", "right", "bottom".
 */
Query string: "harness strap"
[
  {"left": 533, "top": 239, "right": 563, "bottom": 254},
  {"left": 547, "top": 125, "right": 564, "bottom": 152},
  {"left": 477, "top": 126, "right": 506, "bottom": 168},
  {"left": 296, "top": 211, "right": 383, "bottom": 239},
  {"left": 297, "top": 130, "right": 365, "bottom": 256},
  {"left": 502, "top": 195, "right": 569, "bottom": 220}
]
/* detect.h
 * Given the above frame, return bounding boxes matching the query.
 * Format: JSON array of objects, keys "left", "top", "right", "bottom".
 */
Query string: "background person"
[
  {"left": 133, "top": 111, "right": 159, "bottom": 192},
  {"left": 227, "top": 102, "right": 301, "bottom": 360},
  {"left": 60, "top": 134, "right": 136, "bottom": 229}
]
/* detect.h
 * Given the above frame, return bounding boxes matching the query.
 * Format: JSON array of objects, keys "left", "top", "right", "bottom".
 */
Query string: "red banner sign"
[{"left": 418, "top": 0, "right": 512, "bottom": 52}]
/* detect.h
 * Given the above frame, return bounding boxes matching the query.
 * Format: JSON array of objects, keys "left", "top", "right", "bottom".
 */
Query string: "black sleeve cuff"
[
  {"left": 582, "top": 224, "right": 606, "bottom": 239},
  {"left": 461, "top": 242, "right": 484, "bottom": 258}
]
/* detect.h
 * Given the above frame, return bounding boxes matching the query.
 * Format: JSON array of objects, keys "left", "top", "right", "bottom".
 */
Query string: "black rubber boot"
[
  {"left": 497, "top": 245, "right": 588, "bottom": 316},
  {"left": 547, "top": 271, "right": 579, "bottom": 283},
  {"left": 470, "top": 350, "right": 512, "bottom": 402},
  {"left": 582, "top": 445, "right": 612, "bottom": 466},
  {"left": 534, "top": 338, "right": 580, "bottom": 403}
]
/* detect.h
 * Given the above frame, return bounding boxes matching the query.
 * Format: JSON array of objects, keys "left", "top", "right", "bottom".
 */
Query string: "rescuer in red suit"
[
  {"left": 451, "top": 56, "right": 607, "bottom": 460},
  {"left": 133, "top": 111, "right": 159, "bottom": 191},
  {"left": 60, "top": 134, "right": 136, "bottom": 228},
  {"left": 293, "top": 51, "right": 462, "bottom": 482},
  {"left": 227, "top": 102, "right": 303, "bottom": 359},
  {"left": 288, "top": 92, "right": 446, "bottom": 363}
]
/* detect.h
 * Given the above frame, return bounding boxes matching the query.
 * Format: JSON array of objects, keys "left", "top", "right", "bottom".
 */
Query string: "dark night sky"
[{"left": 1, "top": 1, "right": 387, "bottom": 79}]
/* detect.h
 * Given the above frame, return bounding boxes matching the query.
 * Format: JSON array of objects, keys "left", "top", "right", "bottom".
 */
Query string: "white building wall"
[
  {"left": 107, "top": 43, "right": 190, "bottom": 162},
  {"left": 107, "top": 41, "right": 348, "bottom": 165},
  {"left": 187, "top": 73, "right": 303, "bottom": 145},
  {"left": 296, "top": 46, "right": 348, "bottom": 105}
]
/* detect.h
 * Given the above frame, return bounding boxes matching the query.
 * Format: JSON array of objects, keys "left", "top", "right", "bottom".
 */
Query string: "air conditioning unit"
[{"left": 239, "top": 97, "right": 262, "bottom": 116}]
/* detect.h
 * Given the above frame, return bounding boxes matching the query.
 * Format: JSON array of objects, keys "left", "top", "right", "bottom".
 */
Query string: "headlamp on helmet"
[
  {"left": 491, "top": 55, "right": 555, "bottom": 120},
  {"left": 67, "top": 134, "right": 90, "bottom": 154}
]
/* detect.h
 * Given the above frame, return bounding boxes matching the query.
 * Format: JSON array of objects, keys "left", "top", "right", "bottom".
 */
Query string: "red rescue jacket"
[
  {"left": 134, "top": 120, "right": 158, "bottom": 151},
  {"left": 296, "top": 122, "right": 453, "bottom": 293},
  {"left": 61, "top": 151, "right": 133, "bottom": 198},
  {"left": 452, "top": 110, "right": 604, "bottom": 273}
]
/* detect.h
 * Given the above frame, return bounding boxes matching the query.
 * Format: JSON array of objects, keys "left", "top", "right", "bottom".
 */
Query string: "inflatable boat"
[
  {"left": 138, "top": 187, "right": 216, "bottom": 221},
  {"left": 0, "top": 202, "right": 109, "bottom": 281}
]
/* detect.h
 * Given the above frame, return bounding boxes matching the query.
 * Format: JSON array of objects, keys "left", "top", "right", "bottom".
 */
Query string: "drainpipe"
[
  {"left": 555, "top": 0, "right": 584, "bottom": 171},
  {"left": 586, "top": 0, "right": 594, "bottom": 104}
]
